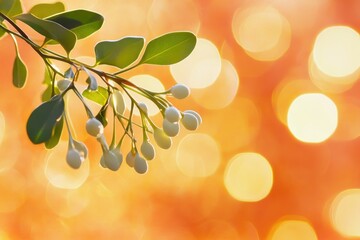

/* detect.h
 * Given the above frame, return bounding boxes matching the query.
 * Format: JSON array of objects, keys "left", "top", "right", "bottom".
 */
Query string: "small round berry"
[
  {"left": 111, "top": 90, "right": 126, "bottom": 115},
  {"left": 164, "top": 106, "right": 181, "bottom": 123},
  {"left": 126, "top": 151, "right": 136, "bottom": 167},
  {"left": 57, "top": 79, "right": 71, "bottom": 92},
  {"left": 141, "top": 141, "right": 155, "bottom": 160},
  {"left": 184, "top": 110, "right": 202, "bottom": 124},
  {"left": 86, "top": 118, "right": 104, "bottom": 138},
  {"left": 66, "top": 149, "right": 83, "bottom": 169},
  {"left": 163, "top": 119, "right": 180, "bottom": 137},
  {"left": 181, "top": 113, "right": 199, "bottom": 131},
  {"left": 103, "top": 150, "right": 122, "bottom": 171},
  {"left": 154, "top": 128, "right": 172, "bottom": 149},
  {"left": 134, "top": 154, "right": 148, "bottom": 174},
  {"left": 138, "top": 102, "right": 148, "bottom": 115},
  {"left": 170, "top": 83, "right": 190, "bottom": 99}
]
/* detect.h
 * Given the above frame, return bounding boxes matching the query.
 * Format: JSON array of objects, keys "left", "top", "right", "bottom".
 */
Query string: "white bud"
[
  {"left": 57, "top": 79, "right": 71, "bottom": 92},
  {"left": 184, "top": 110, "right": 202, "bottom": 124},
  {"left": 102, "top": 150, "right": 122, "bottom": 171},
  {"left": 171, "top": 83, "right": 190, "bottom": 99},
  {"left": 164, "top": 106, "right": 181, "bottom": 123},
  {"left": 163, "top": 119, "right": 180, "bottom": 137},
  {"left": 66, "top": 149, "right": 83, "bottom": 169},
  {"left": 100, "top": 156, "right": 107, "bottom": 168},
  {"left": 181, "top": 113, "right": 199, "bottom": 131},
  {"left": 154, "top": 128, "right": 172, "bottom": 149},
  {"left": 111, "top": 90, "right": 126, "bottom": 115},
  {"left": 138, "top": 102, "right": 148, "bottom": 115},
  {"left": 72, "top": 140, "right": 88, "bottom": 159},
  {"left": 134, "top": 154, "right": 148, "bottom": 174},
  {"left": 126, "top": 151, "right": 136, "bottom": 167},
  {"left": 140, "top": 141, "right": 155, "bottom": 160},
  {"left": 86, "top": 118, "right": 104, "bottom": 137}
]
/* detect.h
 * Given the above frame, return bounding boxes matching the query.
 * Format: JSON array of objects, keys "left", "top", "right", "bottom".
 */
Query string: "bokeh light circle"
[
  {"left": 170, "top": 38, "right": 221, "bottom": 89},
  {"left": 224, "top": 152, "right": 273, "bottom": 202},
  {"left": 330, "top": 189, "right": 360, "bottom": 237},
  {"left": 44, "top": 141, "right": 90, "bottom": 189},
  {"left": 191, "top": 59, "right": 239, "bottom": 109},
  {"left": 232, "top": 4, "right": 291, "bottom": 61},
  {"left": 0, "top": 112, "right": 5, "bottom": 145},
  {"left": 287, "top": 93, "right": 338, "bottom": 143},
  {"left": 268, "top": 218, "right": 318, "bottom": 240},
  {"left": 176, "top": 133, "right": 221, "bottom": 177},
  {"left": 313, "top": 26, "right": 360, "bottom": 78},
  {"left": 124, "top": 74, "right": 165, "bottom": 116}
]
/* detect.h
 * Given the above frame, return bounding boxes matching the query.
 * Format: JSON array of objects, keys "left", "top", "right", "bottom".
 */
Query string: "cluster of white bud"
[{"left": 72, "top": 82, "right": 201, "bottom": 174}]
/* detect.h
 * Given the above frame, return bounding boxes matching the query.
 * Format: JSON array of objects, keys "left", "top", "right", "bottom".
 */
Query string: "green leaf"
[
  {"left": 45, "top": 116, "right": 63, "bottom": 149},
  {"left": 139, "top": 32, "right": 196, "bottom": 65},
  {"left": 0, "top": 0, "right": 22, "bottom": 19},
  {"left": 41, "top": 68, "right": 59, "bottom": 102},
  {"left": 45, "top": 10, "right": 104, "bottom": 40},
  {"left": 82, "top": 86, "right": 108, "bottom": 105},
  {"left": 96, "top": 105, "right": 108, "bottom": 127},
  {"left": 26, "top": 95, "right": 64, "bottom": 144},
  {"left": 29, "top": 2, "right": 65, "bottom": 19},
  {"left": 16, "top": 13, "right": 76, "bottom": 54},
  {"left": 12, "top": 55, "right": 27, "bottom": 88},
  {"left": 95, "top": 37, "right": 144, "bottom": 68}
]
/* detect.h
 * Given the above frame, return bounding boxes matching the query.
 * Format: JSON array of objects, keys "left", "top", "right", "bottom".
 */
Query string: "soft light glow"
[
  {"left": 147, "top": 0, "right": 200, "bottom": 36},
  {"left": 287, "top": 93, "right": 338, "bottom": 143},
  {"left": 44, "top": 141, "right": 89, "bottom": 189},
  {"left": 176, "top": 133, "right": 221, "bottom": 177},
  {"left": 170, "top": 38, "right": 221, "bottom": 89},
  {"left": 46, "top": 184, "right": 90, "bottom": 218},
  {"left": 124, "top": 74, "right": 165, "bottom": 116},
  {"left": 330, "top": 189, "right": 360, "bottom": 237},
  {"left": 313, "top": 26, "right": 360, "bottom": 78},
  {"left": 268, "top": 219, "right": 318, "bottom": 240},
  {"left": 191, "top": 59, "right": 239, "bottom": 109},
  {"left": 0, "top": 169, "right": 26, "bottom": 213},
  {"left": 0, "top": 112, "right": 4, "bottom": 146},
  {"left": 224, "top": 152, "right": 273, "bottom": 202},
  {"left": 232, "top": 5, "right": 291, "bottom": 61}
]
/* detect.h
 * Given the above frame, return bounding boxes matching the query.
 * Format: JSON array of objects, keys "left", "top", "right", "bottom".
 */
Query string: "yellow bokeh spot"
[
  {"left": 313, "top": 26, "right": 360, "bottom": 78},
  {"left": 232, "top": 4, "right": 291, "bottom": 61},
  {"left": 287, "top": 93, "right": 338, "bottom": 143},
  {"left": 170, "top": 38, "right": 221, "bottom": 89},
  {"left": 44, "top": 141, "right": 89, "bottom": 189},
  {"left": 0, "top": 112, "right": 4, "bottom": 146},
  {"left": 191, "top": 59, "right": 239, "bottom": 109},
  {"left": 330, "top": 189, "right": 360, "bottom": 237},
  {"left": 124, "top": 74, "right": 165, "bottom": 116},
  {"left": 224, "top": 152, "right": 273, "bottom": 202},
  {"left": 268, "top": 219, "right": 318, "bottom": 240},
  {"left": 309, "top": 53, "right": 359, "bottom": 93},
  {"left": 176, "top": 133, "right": 221, "bottom": 177},
  {"left": 147, "top": 0, "right": 200, "bottom": 36},
  {"left": 272, "top": 78, "right": 317, "bottom": 125}
]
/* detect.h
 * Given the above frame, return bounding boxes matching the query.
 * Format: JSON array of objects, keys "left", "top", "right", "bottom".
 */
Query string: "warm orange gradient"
[{"left": 0, "top": 0, "right": 359, "bottom": 239}]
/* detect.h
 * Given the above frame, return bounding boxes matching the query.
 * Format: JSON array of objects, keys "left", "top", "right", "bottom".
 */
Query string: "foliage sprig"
[{"left": 0, "top": 0, "right": 201, "bottom": 174}]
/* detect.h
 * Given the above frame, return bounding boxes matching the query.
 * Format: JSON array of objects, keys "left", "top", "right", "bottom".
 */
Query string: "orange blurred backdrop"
[{"left": 0, "top": 0, "right": 360, "bottom": 239}]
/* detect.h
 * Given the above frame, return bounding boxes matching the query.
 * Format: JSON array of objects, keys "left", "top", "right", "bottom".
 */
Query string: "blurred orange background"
[{"left": 0, "top": 0, "right": 360, "bottom": 239}]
